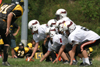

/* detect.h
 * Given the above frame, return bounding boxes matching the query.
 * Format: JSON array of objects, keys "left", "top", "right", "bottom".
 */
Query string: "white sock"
[
  {"left": 82, "top": 57, "right": 85, "bottom": 63},
  {"left": 84, "top": 58, "right": 90, "bottom": 65}
]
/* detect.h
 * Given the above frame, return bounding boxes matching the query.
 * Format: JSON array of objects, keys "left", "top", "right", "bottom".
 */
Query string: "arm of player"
[
  {"left": 14, "top": 50, "right": 18, "bottom": 58},
  {"left": 40, "top": 51, "right": 51, "bottom": 62},
  {"left": 69, "top": 41, "right": 78, "bottom": 65},
  {"left": 5, "top": 12, "right": 13, "bottom": 36},
  {"left": 53, "top": 45, "right": 65, "bottom": 63},
  {"left": 13, "top": 26, "right": 20, "bottom": 36},
  {"left": 29, "top": 42, "right": 39, "bottom": 59}
]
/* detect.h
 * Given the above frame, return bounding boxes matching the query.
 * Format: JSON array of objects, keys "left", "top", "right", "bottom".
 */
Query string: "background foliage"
[{"left": 1, "top": 0, "right": 100, "bottom": 57}]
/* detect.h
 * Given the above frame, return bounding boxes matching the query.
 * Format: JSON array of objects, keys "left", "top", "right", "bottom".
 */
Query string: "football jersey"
[
  {"left": 48, "top": 34, "right": 68, "bottom": 51},
  {"left": 0, "top": 3, "right": 23, "bottom": 24},
  {"left": 14, "top": 47, "right": 29, "bottom": 58},
  {"left": 33, "top": 24, "right": 48, "bottom": 43},
  {"left": 68, "top": 25, "right": 100, "bottom": 44}
]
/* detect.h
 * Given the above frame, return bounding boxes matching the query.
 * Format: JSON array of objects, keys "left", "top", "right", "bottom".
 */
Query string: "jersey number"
[
  {"left": 81, "top": 26, "right": 90, "bottom": 31},
  {"left": 18, "top": 51, "right": 24, "bottom": 57},
  {"left": 60, "top": 38, "right": 62, "bottom": 43},
  {"left": 0, "top": 4, "right": 13, "bottom": 14}
]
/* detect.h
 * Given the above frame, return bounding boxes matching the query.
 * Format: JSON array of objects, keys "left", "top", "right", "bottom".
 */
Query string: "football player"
[
  {"left": 14, "top": 42, "right": 30, "bottom": 58},
  {"left": 43, "top": 19, "right": 57, "bottom": 62},
  {"left": 40, "top": 27, "right": 71, "bottom": 64},
  {"left": 55, "top": 8, "right": 70, "bottom": 21},
  {"left": 28, "top": 20, "right": 49, "bottom": 60},
  {"left": 0, "top": 0, "right": 24, "bottom": 66},
  {"left": 57, "top": 20, "right": 100, "bottom": 66}
]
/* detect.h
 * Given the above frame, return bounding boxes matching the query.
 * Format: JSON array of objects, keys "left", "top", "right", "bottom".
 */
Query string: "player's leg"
[
  {"left": 1, "top": 34, "right": 11, "bottom": 66},
  {"left": 49, "top": 51, "right": 56, "bottom": 61},
  {"left": 11, "top": 39, "right": 16, "bottom": 58},
  {"left": 42, "top": 44, "right": 51, "bottom": 62}
]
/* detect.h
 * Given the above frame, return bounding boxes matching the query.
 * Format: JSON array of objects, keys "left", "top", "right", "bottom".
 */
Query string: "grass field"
[{"left": 0, "top": 57, "right": 100, "bottom": 67}]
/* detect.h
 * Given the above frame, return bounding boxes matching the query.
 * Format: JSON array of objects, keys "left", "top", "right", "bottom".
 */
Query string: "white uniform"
[
  {"left": 68, "top": 25, "right": 100, "bottom": 45},
  {"left": 48, "top": 34, "right": 68, "bottom": 51},
  {"left": 33, "top": 24, "right": 48, "bottom": 43}
]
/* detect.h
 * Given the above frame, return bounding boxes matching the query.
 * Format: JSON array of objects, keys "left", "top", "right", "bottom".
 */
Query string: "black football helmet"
[
  {"left": 19, "top": 42, "right": 24, "bottom": 47},
  {"left": 11, "top": 0, "right": 24, "bottom": 6}
]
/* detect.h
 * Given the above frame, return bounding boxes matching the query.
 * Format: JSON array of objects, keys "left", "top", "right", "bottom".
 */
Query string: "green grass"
[{"left": 0, "top": 58, "right": 100, "bottom": 67}]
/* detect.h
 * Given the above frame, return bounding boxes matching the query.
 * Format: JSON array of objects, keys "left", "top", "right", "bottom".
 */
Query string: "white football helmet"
[
  {"left": 47, "top": 19, "right": 57, "bottom": 27},
  {"left": 28, "top": 20, "right": 40, "bottom": 29},
  {"left": 55, "top": 19, "right": 66, "bottom": 28},
  {"left": 55, "top": 8, "right": 67, "bottom": 20},
  {"left": 49, "top": 27, "right": 57, "bottom": 38},
  {"left": 28, "top": 20, "right": 40, "bottom": 33},
  {"left": 63, "top": 21, "right": 76, "bottom": 33}
]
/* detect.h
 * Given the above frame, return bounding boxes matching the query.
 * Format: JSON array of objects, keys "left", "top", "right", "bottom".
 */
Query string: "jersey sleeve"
[
  {"left": 12, "top": 4, "right": 23, "bottom": 18},
  {"left": 12, "top": 10, "right": 22, "bottom": 18},
  {"left": 48, "top": 41, "right": 52, "bottom": 51},
  {"left": 33, "top": 35, "right": 40, "bottom": 43}
]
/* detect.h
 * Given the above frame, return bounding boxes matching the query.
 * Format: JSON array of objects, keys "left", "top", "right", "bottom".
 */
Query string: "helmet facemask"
[
  {"left": 28, "top": 20, "right": 40, "bottom": 34},
  {"left": 63, "top": 21, "right": 76, "bottom": 35},
  {"left": 31, "top": 24, "right": 38, "bottom": 34},
  {"left": 19, "top": 42, "right": 24, "bottom": 49},
  {"left": 49, "top": 27, "right": 57, "bottom": 38}
]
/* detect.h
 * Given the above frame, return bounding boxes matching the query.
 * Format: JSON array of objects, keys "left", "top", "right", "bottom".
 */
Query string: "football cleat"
[
  {"left": 79, "top": 62, "right": 91, "bottom": 67},
  {"left": 2, "top": 62, "right": 11, "bottom": 66},
  {"left": 63, "top": 60, "right": 69, "bottom": 64},
  {"left": 72, "top": 60, "right": 77, "bottom": 65}
]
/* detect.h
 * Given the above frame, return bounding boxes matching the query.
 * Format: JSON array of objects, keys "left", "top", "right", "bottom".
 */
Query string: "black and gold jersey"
[
  {"left": 0, "top": 3, "right": 23, "bottom": 24},
  {"left": 14, "top": 47, "right": 29, "bottom": 58}
]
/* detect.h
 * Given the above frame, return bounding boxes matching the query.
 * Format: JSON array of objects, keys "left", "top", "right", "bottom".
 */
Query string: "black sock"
[{"left": 3, "top": 46, "right": 9, "bottom": 62}]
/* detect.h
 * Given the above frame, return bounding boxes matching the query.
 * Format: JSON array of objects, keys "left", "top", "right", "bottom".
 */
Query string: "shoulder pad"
[
  {"left": 24, "top": 47, "right": 29, "bottom": 53},
  {"left": 12, "top": 4, "right": 23, "bottom": 17},
  {"left": 14, "top": 46, "right": 19, "bottom": 52}
]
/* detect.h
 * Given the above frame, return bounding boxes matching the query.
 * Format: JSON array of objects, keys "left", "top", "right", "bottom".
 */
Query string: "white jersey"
[
  {"left": 68, "top": 25, "right": 100, "bottom": 44},
  {"left": 48, "top": 34, "right": 68, "bottom": 51},
  {"left": 33, "top": 24, "right": 48, "bottom": 43}
]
